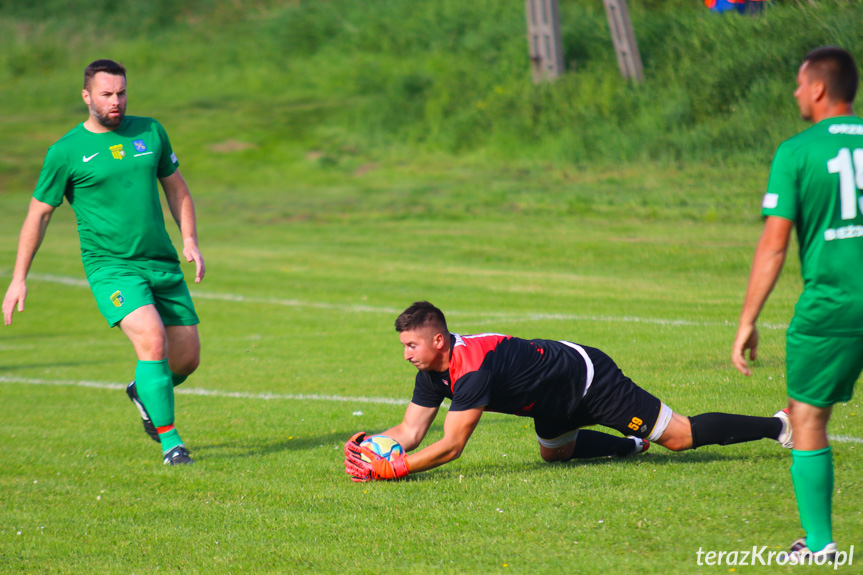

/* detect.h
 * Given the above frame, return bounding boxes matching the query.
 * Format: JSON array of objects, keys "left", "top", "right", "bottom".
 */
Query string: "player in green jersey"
[
  {"left": 2, "top": 59, "right": 204, "bottom": 466},
  {"left": 733, "top": 46, "right": 863, "bottom": 563}
]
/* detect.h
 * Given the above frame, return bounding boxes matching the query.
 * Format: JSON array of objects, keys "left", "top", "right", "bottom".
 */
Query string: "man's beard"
[{"left": 91, "top": 105, "right": 124, "bottom": 129}]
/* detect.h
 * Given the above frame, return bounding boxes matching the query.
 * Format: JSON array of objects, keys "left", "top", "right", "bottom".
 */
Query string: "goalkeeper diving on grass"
[{"left": 345, "top": 301, "right": 791, "bottom": 481}]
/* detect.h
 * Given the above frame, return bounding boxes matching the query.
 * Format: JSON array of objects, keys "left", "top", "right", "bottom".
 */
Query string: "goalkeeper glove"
[{"left": 344, "top": 431, "right": 410, "bottom": 482}]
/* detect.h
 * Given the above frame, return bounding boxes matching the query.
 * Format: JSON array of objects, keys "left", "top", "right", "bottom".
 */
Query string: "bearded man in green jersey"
[
  {"left": 733, "top": 46, "right": 863, "bottom": 563},
  {"left": 2, "top": 59, "right": 204, "bottom": 466}
]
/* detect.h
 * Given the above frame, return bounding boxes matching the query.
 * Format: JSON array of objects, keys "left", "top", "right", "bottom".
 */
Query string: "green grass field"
[
  {"left": 2, "top": 0, "right": 863, "bottom": 573},
  {"left": 2, "top": 163, "right": 862, "bottom": 573}
]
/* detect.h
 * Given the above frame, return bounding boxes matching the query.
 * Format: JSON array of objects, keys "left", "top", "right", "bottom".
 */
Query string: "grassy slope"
[{"left": 2, "top": 0, "right": 862, "bottom": 178}]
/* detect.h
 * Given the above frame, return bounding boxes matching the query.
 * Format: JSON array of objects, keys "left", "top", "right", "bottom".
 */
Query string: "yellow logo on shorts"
[
  {"left": 110, "top": 290, "right": 125, "bottom": 307},
  {"left": 627, "top": 416, "right": 643, "bottom": 432},
  {"left": 109, "top": 144, "right": 125, "bottom": 160}
]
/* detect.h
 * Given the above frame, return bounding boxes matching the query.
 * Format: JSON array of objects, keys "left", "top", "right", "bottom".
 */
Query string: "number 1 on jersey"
[{"left": 827, "top": 147, "right": 863, "bottom": 220}]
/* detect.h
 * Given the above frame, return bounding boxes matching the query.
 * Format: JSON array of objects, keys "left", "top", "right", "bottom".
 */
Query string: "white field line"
[
  {"left": 16, "top": 272, "right": 789, "bottom": 330},
  {"left": 2, "top": 375, "right": 862, "bottom": 445},
  {"left": 830, "top": 435, "right": 863, "bottom": 445},
  {"left": 0, "top": 375, "right": 409, "bottom": 406}
]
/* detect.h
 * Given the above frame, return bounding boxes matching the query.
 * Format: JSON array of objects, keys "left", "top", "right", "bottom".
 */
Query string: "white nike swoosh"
[{"left": 83, "top": 153, "right": 99, "bottom": 162}]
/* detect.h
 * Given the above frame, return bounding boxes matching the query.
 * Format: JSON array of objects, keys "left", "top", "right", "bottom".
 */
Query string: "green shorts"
[
  {"left": 786, "top": 327, "right": 863, "bottom": 408},
  {"left": 87, "top": 265, "right": 199, "bottom": 328}
]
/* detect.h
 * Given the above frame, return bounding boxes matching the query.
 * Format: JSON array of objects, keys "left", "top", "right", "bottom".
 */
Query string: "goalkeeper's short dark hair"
[{"left": 395, "top": 301, "right": 448, "bottom": 334}]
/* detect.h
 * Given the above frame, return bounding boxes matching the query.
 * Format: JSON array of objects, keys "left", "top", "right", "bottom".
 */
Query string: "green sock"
[
  {"left": 158, "top": 428, "right": 183, "bottom": 453},
  {"left": 135, "top": 359, "right": 183, "bottom": 452},
  {"left": 790, "top": 447, "right": 834, "bottom": 552},
  {"left": 171, "top": 372, "right": 188, "bottom": 387}
]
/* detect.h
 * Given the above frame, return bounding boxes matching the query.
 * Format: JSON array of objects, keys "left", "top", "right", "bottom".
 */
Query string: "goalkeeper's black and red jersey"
[{"left": 411, "top": 333, "right": 593, "bottom": 420}]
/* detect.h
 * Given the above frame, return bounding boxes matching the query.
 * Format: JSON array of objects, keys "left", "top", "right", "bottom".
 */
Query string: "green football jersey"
[
  {"left": 762, "top": 116, "right": 863, "bottom": 335},
  {"left": 33, "top": 116, "right": 181, "bottom": 275}
]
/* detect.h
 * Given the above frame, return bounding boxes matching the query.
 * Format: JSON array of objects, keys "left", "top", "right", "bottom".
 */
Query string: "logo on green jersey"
[
  {"left": 133, "top": 140, "right": 147, "bottom": 152},
  {"left": 109, "top": 144, "right": 125, "bottom": 160},
  {"left": 110, "top": 291, "right": 125, "bottom": 307}
]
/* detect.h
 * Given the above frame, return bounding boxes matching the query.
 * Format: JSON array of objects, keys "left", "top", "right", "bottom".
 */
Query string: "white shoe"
[
  {"left": 774, "top": 408, "right": 793, "bottom": 449},
  {"left": 626, "top": 436, "right": 650, "bottom": 456},
  {"left": 788, "top": 537, "right": 837, "bottom": 565}
]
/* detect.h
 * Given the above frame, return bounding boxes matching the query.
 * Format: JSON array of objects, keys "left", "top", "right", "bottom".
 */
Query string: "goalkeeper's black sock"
[
  {"left": 565, "top": 430, "right": 641, "bottom": 460},
  {"left": 689, "top": 412, "right": 782, "bottom": 448}
]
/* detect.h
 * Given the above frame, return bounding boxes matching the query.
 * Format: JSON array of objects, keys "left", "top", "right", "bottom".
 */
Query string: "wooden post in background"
[
  {"left": 603, "top": 0, "right": 644, "bottom": 82},
  {"left": 525, "top": 0, "right": 564, "bottom": 83}
]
